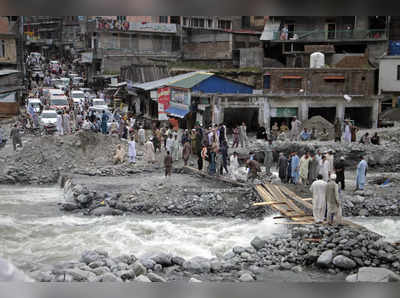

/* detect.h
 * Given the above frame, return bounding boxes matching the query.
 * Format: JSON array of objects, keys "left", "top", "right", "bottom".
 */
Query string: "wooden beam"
[
  {"left": 279, "top": 186, "right": 313, "bottom": 211},
  {"left": 182, "top": 166, "right": 247, "bottom": 187},
  {"left": 253, "top": 201, "right": 286, "bottom": 206}
]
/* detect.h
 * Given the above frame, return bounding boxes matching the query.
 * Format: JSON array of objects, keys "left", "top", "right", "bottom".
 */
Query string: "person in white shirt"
[
  {"left": 128, "top": 136, "right": 136, "bottom": 164},
  {"left": 310, "top": 175, "right": 328, "bottom": 223}
]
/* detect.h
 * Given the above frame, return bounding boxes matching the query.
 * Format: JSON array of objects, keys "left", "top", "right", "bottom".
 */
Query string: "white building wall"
[{"left": 379, "top": 57, "right": 400, "bottom": 93}]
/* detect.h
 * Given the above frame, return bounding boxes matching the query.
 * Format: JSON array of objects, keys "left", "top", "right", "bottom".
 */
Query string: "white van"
[{"left": 26, "top": 98, "right": 42, "bottom": 114}]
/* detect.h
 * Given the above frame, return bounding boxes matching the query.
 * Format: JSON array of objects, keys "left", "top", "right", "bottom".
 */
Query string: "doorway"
[
  {"left": 223, "top": 107, "right": 259, "bottom": 132},
  {"left": 345, "top": 107, "right": 372, "bottom": 128}
]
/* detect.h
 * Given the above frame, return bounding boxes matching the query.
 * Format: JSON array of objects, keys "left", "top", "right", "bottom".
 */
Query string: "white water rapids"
[{"left": 0, "top": 186, "right": 284, "bottom": 267}]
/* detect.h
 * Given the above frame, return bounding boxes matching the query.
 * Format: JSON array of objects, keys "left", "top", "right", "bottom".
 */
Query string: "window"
[
  {"left": 198, "top": 18, "right": 205, "bottom": 28},
  {"left": 207, "top": 19, "right": 213, "bottom": 28},
  {"left": 117, "top": 16, "right": 126, "bottom": 22},
  {"left": 0, "top": 40, "right": 5, "bottom": 57},
  {"left": 398, "top": 65, "right": 400, "bottom": 81},
  {"left": 159, "top": 16, "right": 168, "bottom": 23},
  {"left": 192, "top": 18, "right": 198, "bottom": 27},
  {"left": 282, "top": 78, "right": 302, "bottom": 90},
  {"left": 241, "top": 16, "right": 251, "bottom": 28},
  {"left": 263, "top": 75, "right": 271, "bottom": 89},
  {"left": 183, "top": 17, "right": 188, "bottom": 26},
  {"left": 218, "top": 20, "right": 232, "bottom": 30},
  {"left": 326, "top": 23, "right": 336, "bottom": 40}
]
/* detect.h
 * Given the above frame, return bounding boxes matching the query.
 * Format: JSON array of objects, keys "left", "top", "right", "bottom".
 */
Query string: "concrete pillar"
[
  {"left": 372, "top": 101, "right": 379, "bottom": 128},
  {"left": 299, "top": 102, "right": 308, "bottom": 122},
  {"left": 336, "top": 102, "right": 345, "bottom": 121},
  {"left": 260, "top": 97, "right": 270, "bottom": 131}
]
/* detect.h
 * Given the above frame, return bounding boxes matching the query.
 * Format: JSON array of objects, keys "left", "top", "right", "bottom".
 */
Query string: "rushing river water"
[{"left": 0, "top": 186, "right": 285, "bottom": 267}]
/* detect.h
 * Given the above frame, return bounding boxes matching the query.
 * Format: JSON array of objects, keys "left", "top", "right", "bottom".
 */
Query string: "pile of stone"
[
  {"left": 60, "top": 178, "right": 267, "bottom": 219},
  {"left": 342, "top": 189, "right": 400, "bottom": 217},
  {"left": 27, "top": 224, "right": 400, "bottom": 283}
]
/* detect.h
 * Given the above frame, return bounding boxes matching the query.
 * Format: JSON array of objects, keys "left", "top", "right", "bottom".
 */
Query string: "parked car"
[
  {"left": 72, "top": 76, "right": 84, "bottom": 88},
  {"left": 70, "top": 90, "right": 85, "bottom": 104},
  {"left": 90, "top": 98, "right": 108, "bottom": 112},
  {"left": 49, "top": 95, "right": 69, "bottom": 111},
  {"left": 39, "top": 110, "right": 58, "bottom": 126}
]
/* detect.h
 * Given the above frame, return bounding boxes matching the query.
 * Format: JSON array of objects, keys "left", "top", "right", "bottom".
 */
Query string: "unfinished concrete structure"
[{"left": 262, "top": 67, "right": 380, "bottom": 129}]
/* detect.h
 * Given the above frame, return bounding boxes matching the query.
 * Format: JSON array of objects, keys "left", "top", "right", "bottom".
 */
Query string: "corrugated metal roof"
[
  {"left": 167, "top": 73, "right": 213, "bottom": 89},
  {"left": 131, "top": 72, "right": 202, "bottom": 91},
  {"left": 0, "top": 69, "right": 20, "bottom": 76}
]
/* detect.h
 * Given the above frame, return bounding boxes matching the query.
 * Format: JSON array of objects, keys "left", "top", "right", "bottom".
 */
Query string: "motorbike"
[{"left": 43, "top": 123, "right": 57, "bottom": 135}]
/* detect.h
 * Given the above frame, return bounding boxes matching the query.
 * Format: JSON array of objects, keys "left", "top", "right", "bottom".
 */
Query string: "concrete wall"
[
  {"left": 240, "top": 48, "right": 263, "bottom": 68},
  {"left": 183, "top": 30, "right": 232, "bottom": 60},
  {"left": 263, "top": 68, "right": 375, "bottom": 96},
  {"left": 379, "top": 57, "right": 400, "bottom": 92}
]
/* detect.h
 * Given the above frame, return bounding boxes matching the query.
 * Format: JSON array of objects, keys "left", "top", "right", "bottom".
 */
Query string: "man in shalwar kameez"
[
  {"left": 291, "top": 152, "right": 300, "bottom": 184},
  {"left": 299, "top": 152, "right": 310, "bottom": 185},
  {"left": 356, "top": 156, "right": 368, "bottom": 190},
  {"left": 310, "top": 175, "right": 327, "bottom": 223},
  {"left": 128, "top": 135, "right": 136, "bottom": 164}
]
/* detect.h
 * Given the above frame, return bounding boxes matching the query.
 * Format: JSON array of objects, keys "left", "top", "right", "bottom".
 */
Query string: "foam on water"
[
  {"left": 352, "top": 217, "right": 400, "bottom": 243},
  {"left": 0, "top": 186, "right": 284, "bottom": 266}
]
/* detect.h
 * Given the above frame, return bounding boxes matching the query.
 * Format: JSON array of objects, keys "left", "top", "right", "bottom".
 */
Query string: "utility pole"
[{"left": 17, "top": 16, "right": 25, "bottom": 77}]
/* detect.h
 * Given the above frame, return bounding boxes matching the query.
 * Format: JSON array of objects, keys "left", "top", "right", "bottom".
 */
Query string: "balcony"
[{"left": 268, "top": 29, "right": 388, "bottom": 42}]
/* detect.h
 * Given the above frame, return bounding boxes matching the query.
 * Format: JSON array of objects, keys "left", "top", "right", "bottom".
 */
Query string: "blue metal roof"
[
  {"left": 131, "top": 71, "right": 203, "bottom": 91},
  {"left": 192, "top": 76, "right": 253, "bottom": 94},
  {"left": 165, "top": 107, "right": 190, "bottom": 119}
]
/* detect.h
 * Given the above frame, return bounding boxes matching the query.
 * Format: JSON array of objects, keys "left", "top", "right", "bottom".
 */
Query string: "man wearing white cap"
[{"left": 326, "top": 173, "right": 340, "bottom": 225}]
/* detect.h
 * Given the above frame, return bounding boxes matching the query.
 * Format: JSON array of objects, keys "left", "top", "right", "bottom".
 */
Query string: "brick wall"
[
  {"left": 264, "top": 68, "right": 375, "bottom": 95},
  {"left": 0, "top": 17, "right": 9, "bottom": 34}
]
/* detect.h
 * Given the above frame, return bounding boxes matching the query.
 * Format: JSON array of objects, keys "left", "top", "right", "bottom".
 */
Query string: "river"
[{"left": 0, "top": 186, "right": 284, "bottom": 268}]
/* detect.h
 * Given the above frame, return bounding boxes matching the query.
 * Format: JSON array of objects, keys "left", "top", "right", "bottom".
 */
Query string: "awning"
[
  {"left": 281, "top": 75, "right": 302, "bottom": 79},
  {"left": 324, "top": 76, "right": 345, "bottom": 80},
  {"left": 165, "top": 107, "right": 190, "bottom": 119}
]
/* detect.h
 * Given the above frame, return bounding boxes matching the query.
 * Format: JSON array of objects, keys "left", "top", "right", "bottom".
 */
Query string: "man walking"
[
  {"left": 10, "top": 124, "right": 22, "bottom": 151},
  {"left": 290, "top": 116, "right": 301, "bottom": 141},
  {"left": 356, "top": 156, "right": 368, "bottom": 190},
  {"left": 101, "top": 110, "right": 109, "bottom": 135},
  {"left": 239, "top": 122, "right": 248, "bottom": 148},
  {"left": 334, "top": 156, "right": 346, "bottom": 190},
  {"left": 326, "top": 174, "right": 340, "bottom": 225},
  {"left": 138, "top": 126, "right": 145, "bottom": 145},
  {"left": 308, "top": 153, "right": 319, "bottom": 185},
  {"left": 299, "top": 152, "right": 310, "bottom": 185},
  {"left": 164, "top": 151, "right": 173, "bottom": 179},
  {"left": 182, "top": 140, "right": 191, "bottom": 166},
  {"left": 277, "top": 152, "right": 288, "bottom": 183},
  {"left": 263, "top": 139, "right": 274, "bottom": 176},
  {"left": 291, "top": 152, "right": 300, "bottom": 184},
  {"left": 128, "top": 135, "right": 136, "bottom": 164},
  {"left": 310, "top": 175, "right": 327, "bottom": 223}
]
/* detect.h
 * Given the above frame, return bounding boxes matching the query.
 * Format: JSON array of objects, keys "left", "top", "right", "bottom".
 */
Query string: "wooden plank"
[
  {"left": 265, "top": 184, "right": 304, "bottom": 215},
  {"left": 273, "top": 214, "right": 312, "bottom": 219},
  {"left": 253, "top": 201, "right": 286, "bottom": 206},
  {"left": 280, "top": 186, "right": 313, "bottom": 210},
  {"left": 275, "top": 222, "right": 314, "bottom": 225},
  {"left": 273, "top": 185, "right": 305, "bottom": 215}
]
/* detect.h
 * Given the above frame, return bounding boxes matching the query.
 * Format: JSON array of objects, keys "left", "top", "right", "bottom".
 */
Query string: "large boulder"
[
  {"left": 250, "top": 236, "right": 267, "bottom": 250},
  {"left": 239, "top": 272, "right": 254, "bottom": 282},
  {"left": 132, "top": 261, "right": 146, "bottom": 277},
  {"left": 317, "top": 250, "right": 334, "bottom": 267},
  {"left": 151, "top": 252, "right": 172, "bottom": 267},
  {"left": 332, "top": 255, "right": 356, "bottom": 269},
  {"left": 135, "top": 275, "right": 152, "bottom": 282},
  {"left": 147, "top": 272, "right": 166, "bottom": 282},
  {"left": 346, "top": 267, "right": 400, "bottom": 282},
  {"left": 183, "top": 257, "right": 211, "bottom": 274}
]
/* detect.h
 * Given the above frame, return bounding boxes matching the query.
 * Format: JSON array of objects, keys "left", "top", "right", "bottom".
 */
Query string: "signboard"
[
  {"left": 80, "top": 52, "right": 93, "bottom": 63},
  {"left": 270, "top": 107, "right": 297, "bottom": 118},
  {"left": 128, "top": 22, "right": 177, "bottom": 33},
  {"left": 0, "top": 92, "right": 16, "bottom": 103},
  {"left": 170, "top": 89, "right": 190, "bottom": 110},
  {"left": 157, "top": 87, "right": 170, "bottom": 121}
]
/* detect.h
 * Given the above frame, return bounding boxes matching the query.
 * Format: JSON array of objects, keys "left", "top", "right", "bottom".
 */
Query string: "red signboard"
[{"left": 157, "top": 87, "right": 170, "bottom": 120}]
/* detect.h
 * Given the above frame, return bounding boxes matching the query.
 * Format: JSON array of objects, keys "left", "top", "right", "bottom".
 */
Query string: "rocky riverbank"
[
  {"left": 26, "top": 224, "right": 400, "bottom": 282},
  {"left": 60, "top": 175, "right": 267, "bottom": 219}
]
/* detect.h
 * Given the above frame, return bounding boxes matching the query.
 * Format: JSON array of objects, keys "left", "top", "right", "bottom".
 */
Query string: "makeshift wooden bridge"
[
  {"left": 254, "top": 183, "right": 361, "bottom": 228},
  {"left": 253, "top": 183, "right": 315, "bottom": 224}
]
